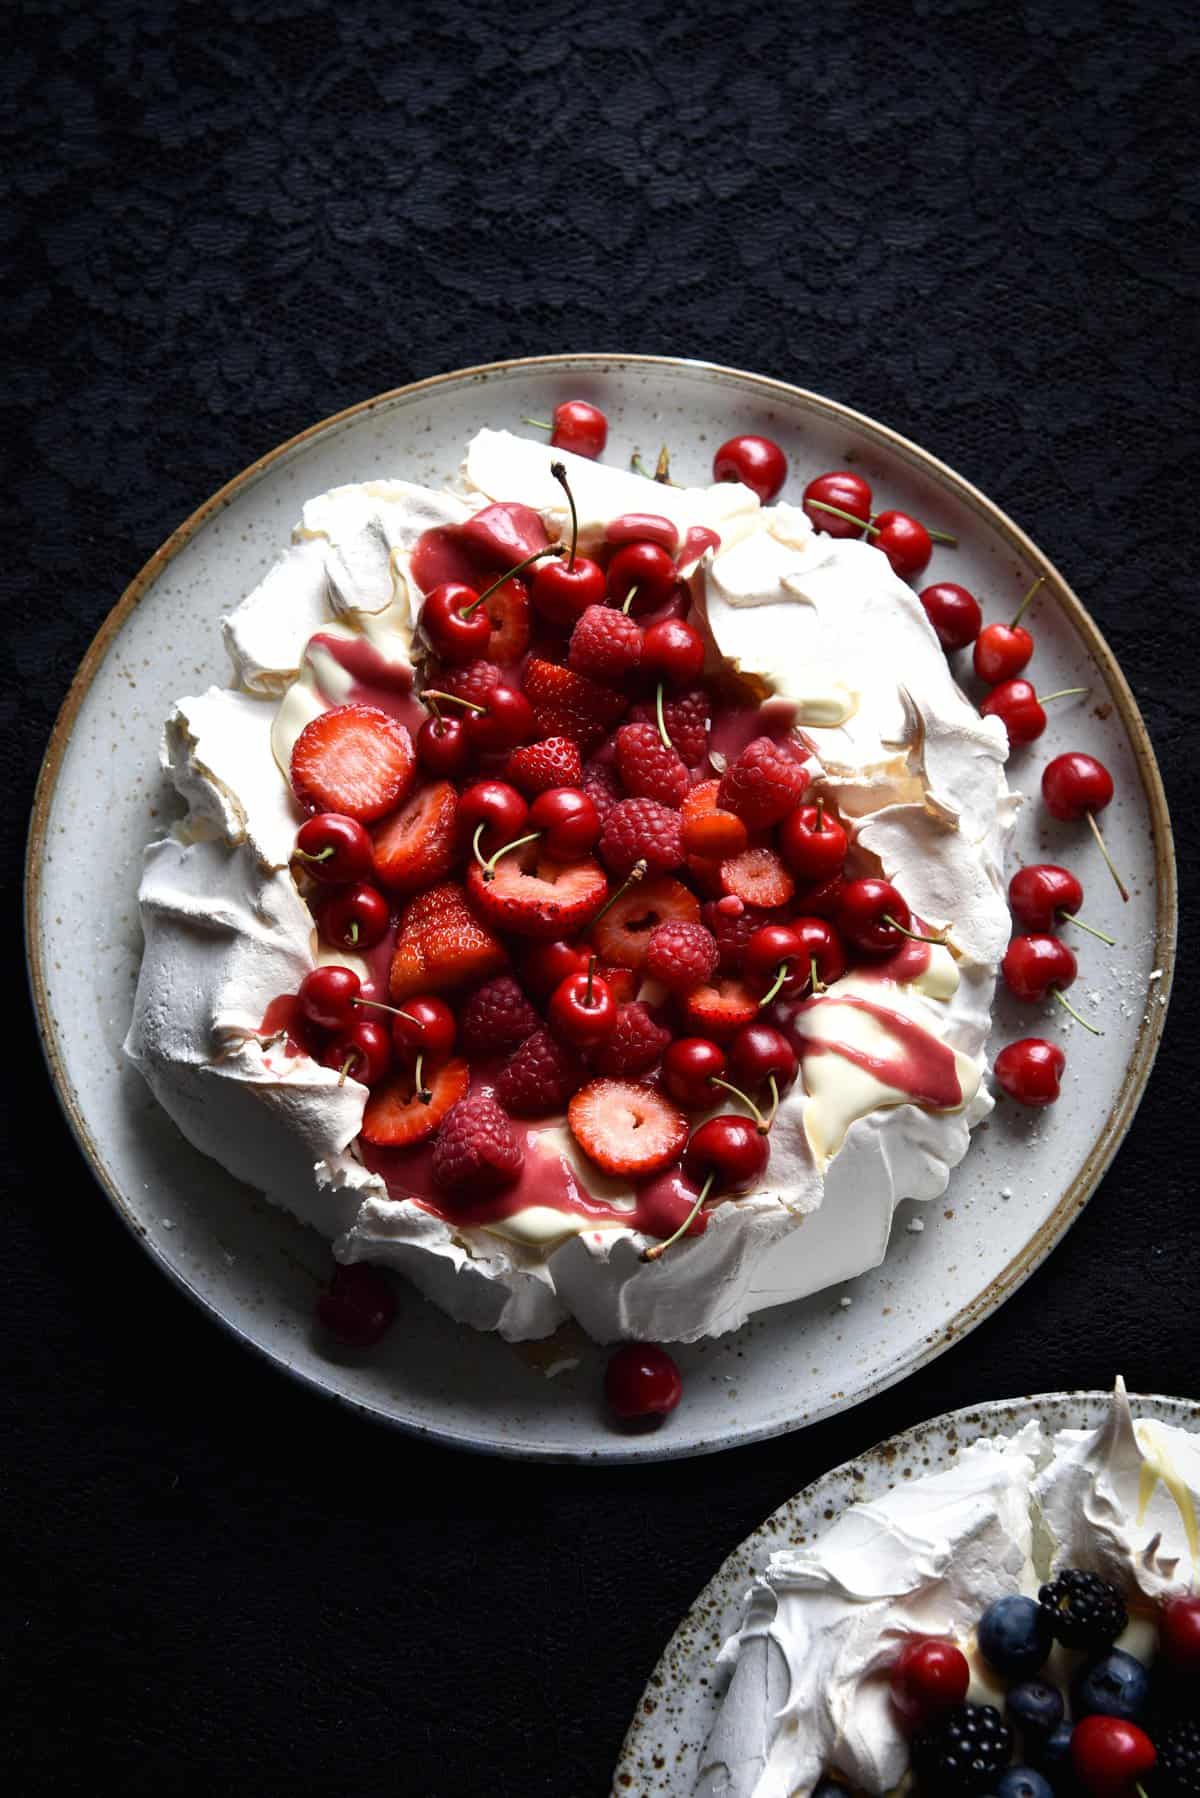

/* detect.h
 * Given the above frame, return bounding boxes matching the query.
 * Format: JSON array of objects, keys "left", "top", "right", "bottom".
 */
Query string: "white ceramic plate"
[
  {"left": 27, "top": 356, "right": 1176, "bottom": 1462},
  {"left": 613, "top": 1388, "right": 1200, "bottom": 1793}
]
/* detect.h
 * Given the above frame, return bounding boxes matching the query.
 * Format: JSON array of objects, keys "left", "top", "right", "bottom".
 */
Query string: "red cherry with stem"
[
  {"left": 744, "top": 923, "right": 805, "bottom": 1001},
  {"left": 795, "top": 872, "right": 846, "bottom": 920},
  {"left": 522, "top": 399, "right": 608, "bottom": 460},
  {"left": 298, "top": 964, "right": 362, "bottom": 1030},
  {"left": 531, "top": 462, "right": 607, "bottom": 627},
  {"left": 1042, "top": 752, "right": 1128, "bottom": 902},
  {"left": 838, "top": 878, "right": 945, "bottom": 956},
  {"left": 1160, "top": 1593, "right": 1200, "bottom": 1669},
  {"left": 792, "top": 916, "right": 847, "bottom": 989},
  {"left": 981, "top": 679, "right": 1088, "bottom": 745},
  {"left": 416, "top": 710, "right": 472, "bottom": 779},
  {"left": 662, "top": 1037, "right": 727, "bottom": 1109},
  {"left": 604, "top": 1343, "right": 682, "bottom": 1420},
  {"left": 464, "top": 683, "right": 535, "bottom": 753},
  {"left": 729, "top": 1023, "right": 797, "bottom": 1099},
  {"left": 918, "top": 582, "right": 982, "bottom": 652},
  {"left": 1070, "top": 1714, "right": 1155, "bottom": 1796},
  {"left": 1002, "top": 932, "right": 1100, "bottom": 1035},
  {"left": 872, "top": 510, "right": 934, "bottom": 582},
  {"left": 317, "top": 883, "right": 390, "bottom": 952},
  {"left": 522, "top": 938, "right": 589, "bottom": 999},
  {"left": 973, "top": 575, "right": 1042, "bottom": 683},
  {"left": 459, "top": 779, "right": 529, "bottom": 861},
  {"left": 641, "top": 618, "right": 705, "bottom": 687},
  {"left": 642, "top": 1115, "right": 769, "bottom": 1262},
  {"left": 528, "top": 786, "right": 601, "bottom": 858},
  {"left": 316, "top": 1262, "right": 397, "bottom": 1348},
  {"left": 779, "top": 798, "right": 848, "bottom": 883},
  {"left": 993, "top": 1037, "right": 1066, "bottom": 1106},
  {"left": 1009, "top": 864, "right": 1115, "bottom": 945},
  {"left": 391, "top": 993, "right": 456, "bottom": 1099},
  {"left": 548, "top": 958, "right": 617, "bottom": 1050},
  {"left": 803, "top": 470, "right": 873, "bottom": 538},
  {"left": 321, "top": 1017, "right": 392, "bottom": 1087},
  {"left": 889, "top": 1638, "right": 970, "bottom": 1724},
  {"left": 607, "top": 540, "right": 678, "bottom": 610},
  {"left": 421, "top": 581, "right": 492, "bottom": 662},
  {"left": 293, "top": 814, "right": 374, "bottom": 885},
  {"left": 712, "top": 435, "right": 787, "bottom": 503}
]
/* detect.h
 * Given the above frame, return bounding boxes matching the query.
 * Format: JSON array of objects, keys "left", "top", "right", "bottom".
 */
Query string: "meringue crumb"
[
  {"left": 1148, "top": 968, "right": 1163, "bottom": 982},
  {"left": 906, "top": 1217, "right": 925, "bottom": 1234},
  {"left": 1000, "top": 1187, "right": 1012, "bottom": 1199},
  {"left": 543, "top": 1356, "right": 579, "bottom": 1379},
  {"left": 839, "top": 1296, "right": 853, "bottom": 1309},
  {"left": 1087, "top": 990, "right": 1104, "bottom": 1008},
  {"left": 160, "top": 1218, "right": 176, "bottom": 1230}
]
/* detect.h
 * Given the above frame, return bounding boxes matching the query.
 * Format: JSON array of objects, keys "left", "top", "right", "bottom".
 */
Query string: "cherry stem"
[
  {"left": 640, "top": 1171, "right": 715, "bottom": 1262},
  {"left": 925, "top": 524, "right": 958, "bottom": 546},
  {"left": 765, "top": 1072, "right": 781, "bottom": 1129},
  {"left": 353, "top": 997, "right": 415, "bottom": 1020},
  {"left": 481, "top": 829, "right": 541, "bottom": 881},
  {"left": 758, "top": 961, "right": 792, "bottom": 1008},
  {"left": 593, "top": 859, "right": 647, "bottom": 923},
  {"left": 883, "top": 914, "right": 948, "bottom": 946},
  {"left": 810, "top": 955, "right": 825, "bottom": 995},
  {"left": 1052, "top": 986, "right": 1103, "bottom": 1036},
  {"left": 346, "top": 922, "right": 359, "bottom": 947},
  {"left": 655, "top": 681, "right": 673, "bottom": 751},
  {"left": 1060, "top": 910, "right": 1116, "bottom": 947},
  {"left": 620, "top": 582, "right": 639, "bottom": 615},
  {"left": 631, "top": 450, "right": 680, "bottom": 488},
  {"left": 414, "top": 1053, "right": 430, "bottom": 1103},
  {"left": 421, "top": 688, "right": 486, "bottom": 715},
  {"left": 337, "top": 1054, "right": 357, "bottom": 1088},
  {"left": 293, "top": 845, "right": 335, "bottom": 866},
  {"left": 521, "top": 416, "right": 552, "bottom": 431},
  {"left": 1011, "top": 574, "right": 1045, "bottom": 629},
  {"left": 808, "top": 498, "right": 876, "bottom": 535},
  {"left": 462, "top": 544, "right": 564, "bottom": 616},
  {"left": 815, "top": 797, "right": 824, "bottom": 829},
  {"left": 1086, "top": 810, "right": 1130, "bottom": 903},
  {"left": 709, "top": 1076, "right": 770, "bottom": 1134},
  {"left": 472, "top": 821, "right": 489, "bottom": 872},
  {"left": 585, "top": 954, "right": 597, "bottom": 1006},
  {"left": 1038, "top": 687, "right": 1088, "bottom": 704},
  {"left": 550, "top": 461, "right": 578, "bottom": 568},
  {"left": 654, "top": 444, "right": 672, "bottom": 484}
]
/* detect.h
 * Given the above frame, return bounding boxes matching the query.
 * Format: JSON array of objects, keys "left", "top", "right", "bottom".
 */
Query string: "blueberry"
[
  {"left": 1071, "top": 1647, "right": 1151, "bottom": 1723},
  {"left": 1006, "top": 1678, "right": 1065, "bottom": 1737},
  {"left": 1033, "top": 1719, "right": 1074, "bottom": 1777},
  {"left": 812, "top": 1783, "right": 844, "bottom": 1798},
  {"left": 978, "top": 1594, "right": 1053, "bottom": 1680},
  {"left": 994, "top": 1770, "right": 1054, "bottom": 1798}
]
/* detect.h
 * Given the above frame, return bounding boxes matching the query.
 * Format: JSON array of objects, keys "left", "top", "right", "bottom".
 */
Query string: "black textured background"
[{"left": 5, "top": 3, "right": 1199, "bottom": 1794}]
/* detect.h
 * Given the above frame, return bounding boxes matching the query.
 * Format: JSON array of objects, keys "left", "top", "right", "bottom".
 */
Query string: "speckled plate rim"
[
  {"left": 613, "top": 1387, "right": 1199, "bottom": 1792},
  {"left": 24, "top": 355, "right": 1177, "bottom": 1460}
]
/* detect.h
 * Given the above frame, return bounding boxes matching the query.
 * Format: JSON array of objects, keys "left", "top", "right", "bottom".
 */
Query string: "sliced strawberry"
[
  {"left": 720, "top": 846, "right": 795, "bottom": 909},
  {"left": 568, "top": 1079, "right": 688, "bottom": 1179},
  {"left": 360, "top": 1057, "right": 470, "bottom": 1148},
  {"left": 590, "top": 875, "right": 700, "bottom": 971},
  {"left": 680, "top": 977, "right": 760, "bottom": 1041},
  {"left": 685, "top": 852, "right": 728, "bottom": 897},
  {"left": 480, "top": 574, "right": 531, "bottom": 666},
  {"left": 371, "top": 781, "right": 459, "bottom": 893},
  {"left": 467, "top": 847, "right": 607, "bottom": 941},
  {"left": 597, "top": 964, "right": 637, "bottom": 1005},
  {"left": 389, "top": 882, "right": 506, "bottom": 999},
  {"left": 290, "top": 704, "right": 415, "bottom": 822},
  {"left": 681, "top": 779, "right": 749, "bottom": 858},
  {"left": 522, "top": 656, "right": 627, "bottom": 753}
]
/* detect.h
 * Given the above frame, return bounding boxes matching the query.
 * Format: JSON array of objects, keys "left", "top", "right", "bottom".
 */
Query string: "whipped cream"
[
  {"left": 126, "top": 433, "right": 1013, "bottom": 1344},
  {"left": 697, "top": 1383, "right": 1198, "bottom": 1798}
]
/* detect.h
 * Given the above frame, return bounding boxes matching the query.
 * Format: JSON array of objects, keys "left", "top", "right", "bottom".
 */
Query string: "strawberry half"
[
  {"left": 360, "top": 1057, "right": 470, "bottom": 1148},
  {"left": 590, "top": 875, "right": 699, "bottom": 971},
  {"left": 479, "top": 574, "right": 531, "bottom": 666},
  {"left": 389, "top": 882, "right": 506, "bottom": 999},
  {"left": 371, "top": 781, "right": 459, "bottom": 893},
  {"left": 568, "top": 1079, "right": 688, "bottom": 1179},
  {"left": 506, "top": 736, "right": 582, "bottom": 797},
  {"left": 680, "top": 977, "right": 759, "bottom": 1041},
  {"left": 681, "top": 779, "right": 749, "bottom": 859},
  {"left": 290, "top": 704, "right": 415, "bottom": 822},
  {"left": 523, "top": 656, "right": 627, "bottom": 754},
  {"left": 467, "top": 847, "right": 608, "bottom": 941},
  {"left": 720, "top": 846, "right": 795, "bottom": 909}
]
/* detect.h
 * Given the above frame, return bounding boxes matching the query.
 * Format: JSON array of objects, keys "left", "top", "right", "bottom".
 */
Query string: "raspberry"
[
  {"left": 591, "top": 875, "right": 700, "bottom": 970},
  {"left": 590, "top": 1003, "right": 671, "bottom": 1077},
  {"left": 506, "top": 736, "right": 582, "bottom": 796},
  {"left": 495, "top": 1027, "right": 584, "bottom": 1117},
  {"left": 599, "top": 798, "right": 684, "bottom": 878},
  {"left": 615, "top": 722, "right": 689, "bottom": 806},
  {"left": 645, "top": 919, "right": 719, "bottom": 993},
  {"left": 432, "top": 1093, "right": 524, "bottom": 1193},
  {"left": 701, "top": 898, "right": 774, "bottom": 969},
  {"left": 458, "top": 975, "right": 539, "bottom": 1061},
  {"left": 630, "top": 686, "right": 711, "bottom": 766},
  {"left": 568, "top": 604, "right": 643, "bottom": 682},
  {"left": 720, "top": 846, "right": 795, "bottom": 909},
  {"left": 581, "top": 758, "right": 624, "bottom": 825},
  {"left": 442, "top": 659, "right": 502, "bottom": 709},
  {"left": 718, "top": 736, "right": 809, "bottom": 828}
]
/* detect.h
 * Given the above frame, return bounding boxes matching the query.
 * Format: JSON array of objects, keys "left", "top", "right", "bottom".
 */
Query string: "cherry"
[
  {"left": 889, "top": 1638, "right": 970, "bottom": 1724},
  {"left": 918, "top": 582, "right": 982, "bottom": 652},
  {"left": 1159, "top": 1593, "right": 1200, "bottom": 1669},
  {"left": 662, "top": 1037, "right": 727, "bottom": 1109},
  {"left": 1001, "top": 932, "right": 1100, "bottom": 1037},
  {"left": 838, "top": 878, "right": 943, "bottom": 957},
  {"left": 460, "top": 780, "right": 529, "bottom": 857},
  {"left": 1009, "top": 864, "right": 1114, "bottom": 946},
  {"left": 523, "top": 399, "right": 608, "bottom": 460},
  {"left": 463, "top": 683, "right": 535, "bottom": 753},
  {"left": 606, "top": 512, "right": 679, "bottom": 553},
  {"left": 391, "top": 994, "right": 456, "bottom": 1098},
  {"left": 973, "top": 576, "right": 1042, "bottom": 683},
  {"left": 421, "top": 581, "right": 492, "bottom": 663},
  {"left": 321, "top": 1017, "right": 392, "bottom": 1087},
  {"left": 712, "top": 434, "right": 787, "bottom": 503},
  {"left": 1070, "top": 1714, "right": 1155, "bottom": 1796},
  {"left": 803, "top": 470, "right": 873, "bottom": 539},
  {"left": 548, "top": 959, "right": 617, "bottom": 1050},
  {"left": 729, "top": 1022, "right": 797, "bottom": 1095},
  {"left": 416, "top": 711, "right": 471, "bottom": 779},
  {"left": 522, "top": 939, "right": 590, "bottom": 999},
  {"left": 993, "top": 1037, "right": 1066, "bottom": 1106},
  {"left": 604, "top": 1342, "right": 682, "bottom": 1420},
  {"left": 317, "top": 882, "right": 390, "bottom": 952},
  {"left": 298, "top": 964, "right": 362, "bottom": 1030},
  {"left": 531, "top": 462, "right": 607, "bottom": 627},
  {"left": 683, "top": 1115, "right": 770, "bottom": 1194},
  {"left": 792, "top": 916, "right": 847, "bottom": 989},
  {"left": 982, "top": 679, "right": 1088, "bottom": 746},
  {"left": 778, "top": 799, "right": 848, "bottom": 883},
  {"left": 528, "top": 787, "right": 601, "bottom": 858},
  {"left": 316, "top": 1261, "right": 397, "bottom": 1348},
  {"left": 641, "top": 618, "right": 705, "bottom": 687},
  {"left": 794, "top": 873, "right": 846, "bottom": 920},
  {"left": 872, "top": 510, "right": 933, "bottom": 582},
  {"left": 1042, "top": 752, "right": 1128, "bottom": 902},
  {"left": 744, "top": 923, "right": 806, "bottom": 1000},
  {"left": 607, "top": 540, "right": 678, "bottom": 611},
  {"left": 293, "top": 814, "right": 374, "bottom": 885}
]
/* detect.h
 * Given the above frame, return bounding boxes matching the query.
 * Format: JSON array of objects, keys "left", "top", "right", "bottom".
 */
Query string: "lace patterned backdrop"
[{"left": 4, "top": 2, "right": 1197, "bottom": 1794}]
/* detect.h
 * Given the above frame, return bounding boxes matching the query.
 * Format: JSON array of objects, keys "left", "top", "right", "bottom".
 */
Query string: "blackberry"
[
  {"left": 1037, "top": 1567, "right": 1127, "bottom": 1651},
  {"left": 1158, "top": 1719, "right": 1200, "bottom": 1796},
  {"left": 912, "top": 1702, "right": 1013, "bottom": 1794}
]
